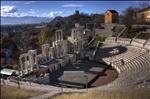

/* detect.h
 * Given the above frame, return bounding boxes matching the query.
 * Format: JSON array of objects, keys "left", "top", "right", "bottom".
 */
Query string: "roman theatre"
[{"left": 1, "top": 24, "right": 150, "bottom": 97}]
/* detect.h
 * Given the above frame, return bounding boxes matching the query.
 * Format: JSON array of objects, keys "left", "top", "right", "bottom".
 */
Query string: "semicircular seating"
[{"left": 94, "top": 37, "right": 150, "bottom": 90}]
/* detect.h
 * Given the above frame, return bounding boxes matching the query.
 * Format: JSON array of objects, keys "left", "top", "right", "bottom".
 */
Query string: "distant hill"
[
  {"left": 48, "top": 13, "right": 104, "bottom": 30},
  {"left": 1, "top": 16, "right": 53, "bottom": 25},
  {"left": 1, "top": 13, "right": 104, "bottom": 28},
  {"left": 47, "top": 16, "right": 67, "bottom": 28}
]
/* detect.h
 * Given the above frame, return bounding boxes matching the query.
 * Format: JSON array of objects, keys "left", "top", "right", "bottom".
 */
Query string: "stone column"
[
  {"left": 59, "top": 45, "right": 60, "bottom": 58},
  {"left": 56, "top": 45, "right": 58, "bottom": 58},
  {"left": 29, "top": 51, "right": 35, "bottom": 71},
  {"left": 45, "top": 48, "right": 48, "bottom": 62},
  {"left": 61, "top": 30, "right": 63, "bottom": 41},
  {"left": 57, "top": 32, "right": 60, "bottom": 41},
  {"left": 57, "top": 32, "right": 58, "bottom": 41},
  {"left": 75, "top": 30, "right": 77, "bottom": 40},
  {"left": 59, "top": 32, "right": 61, "bottom": 41},
  {"left": 29, "top": 54, "right": 33, "bottom": 71},
  {"left": 19, "top": 57, "right": 24, "bottom": 76},
  {"left": 71, "top": 29, "right": 74, "bottom": 39},
  {"left": 35, "top": 56, "right": 39, "bottom": 70},
  {"left": 42, "top": 47, "right": 45, "bottom": 62},
  {"left": 48, "top": 48, "right": 51, "bottom": 61},
  {"left": 42, "top": 47, "right": 46, "bottom": 63},
  {"left": 61, "top": 44, "right": 63, "bottom": 56},
  {"left": 52, "top": 48, "right": 54, "bottom": 59},
  {"left": 52, "top": 42, "right": 55, "bottom": 47},
  {"left": 62, "top": 43, "right": 64, "bottom": 56},
  {"left": 74, "top": 30, "right": 76, "bottom": 40},
  {"left": 56, "top": 32, "right": 58, "bottom": 42},
  {"left": 46, "top": 48, "right": 49, "bottom": 61},
  {"left": 79, "top": 31, "right": 81, "bottom": 39},
  {"left": 25, "top": 56, "right": 29, "bottom": 73},
  {"left": 77, "top": 31, "right": 79, "bottom": 39}
]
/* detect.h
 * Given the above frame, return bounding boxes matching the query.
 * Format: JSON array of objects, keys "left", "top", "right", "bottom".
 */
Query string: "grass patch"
[
  {"left": 85, "top": 37, "right": 105, "bottom": 49},
  {"left": 117, "top": 27, "right": 124, "bottom": 33},
  {"left": 52, "top": 88, "right": 150, "bottom": 99},
  {"left": 112, "top": 27, "right": 124, "bottom": 37},
  {"left": 1, "top": 85, "right": 47, "bottom": 99},
  {"left": 129, "top": 27, "right": 142, "bottom": 33},
  {"left": 137, "top": 33, "right": 150, "bottom": 39},
  {"left": 120, "top": 27, "right": 144, "bottom": 38}
]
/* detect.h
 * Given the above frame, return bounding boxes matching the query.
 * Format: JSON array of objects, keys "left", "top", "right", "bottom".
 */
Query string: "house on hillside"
[
  {"left": 105, "top": 10, "right": 119, "bottom": 23},
  {"left": 136, "top": 6, "right": 150, "bottom": 23}
]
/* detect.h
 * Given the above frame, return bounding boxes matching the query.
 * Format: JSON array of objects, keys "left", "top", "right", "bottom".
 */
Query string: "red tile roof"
[{"left": 105, "top": 10, "right": 118, "bottom": 14}]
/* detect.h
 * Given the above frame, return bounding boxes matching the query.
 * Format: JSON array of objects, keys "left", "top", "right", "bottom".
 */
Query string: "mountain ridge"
[{"left": 1, "top": 16, "right": 53, "bottom": 25}]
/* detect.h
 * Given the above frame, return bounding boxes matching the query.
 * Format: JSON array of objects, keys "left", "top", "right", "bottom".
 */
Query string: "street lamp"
[
  {"left": 17, "top": 76, "right": 20, "bottom": 88},
  {"left": 84, "top": 75, "right": 88, "bottom": 92}
]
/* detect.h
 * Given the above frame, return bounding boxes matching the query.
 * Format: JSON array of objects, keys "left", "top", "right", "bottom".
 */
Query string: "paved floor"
[{"left": 1, "top": 60, "right": 118, "bottom": 99}]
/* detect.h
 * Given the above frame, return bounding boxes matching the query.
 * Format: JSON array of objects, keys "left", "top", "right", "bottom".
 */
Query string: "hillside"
[
  {"left": 1, "top": 16, "right": 53, "bottom": 25},
  {"left": 48, "top": 13, "right": 104, "bottom": 31}
]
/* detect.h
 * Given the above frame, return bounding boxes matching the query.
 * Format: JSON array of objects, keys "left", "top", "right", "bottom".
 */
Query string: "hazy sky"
[{"left": 1, "top": 1, "right": 149, "bottom": 17}]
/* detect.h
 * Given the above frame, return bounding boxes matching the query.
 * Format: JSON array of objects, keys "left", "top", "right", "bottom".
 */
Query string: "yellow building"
[
  {"left": 136, "top": 6, "right": 150, "bottom": 23},
  {"left": 105, "top": 10, "right": 118, "bottom": 23}
]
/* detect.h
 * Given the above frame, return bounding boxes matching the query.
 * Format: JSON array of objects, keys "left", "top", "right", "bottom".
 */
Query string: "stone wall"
[{"left": 131, "top": 38, "right": 147, "bottom": 47}]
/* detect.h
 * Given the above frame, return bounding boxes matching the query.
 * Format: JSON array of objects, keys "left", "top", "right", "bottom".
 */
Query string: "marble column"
[
  {"left": 59, "top": 32, "right": 61, "bottom": 41},
  {"left": 79, "top": 31, "right": 81, "bottom": 38},
  {"left": 29, "top": 53, "right": 34, "bottom": 71},
  {"left": 52, "top": 42, "right": 55, "bottom": 47},
  {"left": 63, "top": 43, "right": 65, "bottom": 56},
  {"left": 75, "top": 30, "right": 77, "bottom": 40},
  {"left": 52, "top": 48, "right": 54, "bottom": 59},
  {"left": 45, "top": 48, "right": 48, "bottom": 62},
  {"left": 48, "top": 48, "right": 51, "bottom": 61},
  {"left": 77, "top": 31, "right": 79, "bottom": 39},
  {"left": 71, "top": 29, "right": 74, "bottom": 39},
  {"left": 25, "top": 56, "right": 29, "bottom": 73},
  {"left": 74, "top": 30, "right": 76, "bottom": 40},
  {"left": 57, "top": 32, "right": 59, "bottom": 42},
  {"left": 29, "top": 54, "right": 32, "bottom": 71},
  {"left": 56, "top": 32, "right": 58, "bottom": 42},
  {"left": 19, "top": 57, "right": 24, "bottom": 76},
  {"left": 56, "top": 45, "right": 58, "bottom": 58},
  {"left": 61, "top": 30, "right": 63, "bottom": 41},
  {"left": 35, "top": 56, "right": 39, "bottom": 70}
]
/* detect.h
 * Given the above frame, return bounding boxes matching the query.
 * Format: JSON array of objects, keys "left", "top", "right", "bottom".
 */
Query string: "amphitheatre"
[{"left": 1, "top": 23, "right": 150, "bottom": 99}]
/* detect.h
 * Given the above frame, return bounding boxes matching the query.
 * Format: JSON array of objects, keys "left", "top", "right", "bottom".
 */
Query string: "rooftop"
[
  {"left": 137, "top": 6, "right": 150, "bottom": 13},
  {"left": 105, "top": 10, "right": 118, "bottom": 14}
]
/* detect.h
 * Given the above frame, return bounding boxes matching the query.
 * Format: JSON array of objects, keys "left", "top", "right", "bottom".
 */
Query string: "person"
[{"left": 121, "top": 59, "right": 125, "bottom": 65}]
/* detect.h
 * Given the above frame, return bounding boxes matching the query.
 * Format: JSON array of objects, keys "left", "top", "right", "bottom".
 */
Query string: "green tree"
[
  {"left": 1, "top": 36, "right": 14, "bottom": 49},
  {"left": 39, "top": 26, "right": 56, "bottom": 45},
  {"left": 1, "top": 36, "right": 19, "bottom": 61}
]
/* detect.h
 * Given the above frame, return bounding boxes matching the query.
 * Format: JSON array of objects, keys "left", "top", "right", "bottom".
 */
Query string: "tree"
[
  {"left": 39, "top": 26, "right": 56, "bottom": 46},
  {"left": 1, "top": 36, "right": 19, "bottom": 61},
  {"left": 121, "top": 6, "right": 139, "bottom": 33},
  {"left": 1, "top": 36, "right": 14, "bottom": 49},
  {"left": 139, "top": 2, "right": 149, "bottom": 9}
]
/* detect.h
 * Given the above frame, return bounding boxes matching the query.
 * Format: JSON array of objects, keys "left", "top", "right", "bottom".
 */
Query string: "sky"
[{"left": 1, "top": 1, "right": 150, "bottom": 18}]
